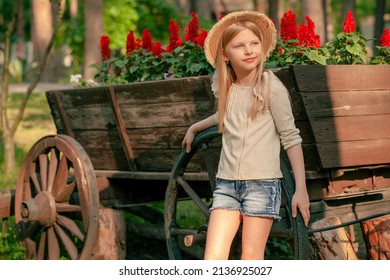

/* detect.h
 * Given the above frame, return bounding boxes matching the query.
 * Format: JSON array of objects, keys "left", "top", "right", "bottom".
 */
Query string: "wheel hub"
[{"left": 21, "top": 191, "right": 57, "bottom": 227}]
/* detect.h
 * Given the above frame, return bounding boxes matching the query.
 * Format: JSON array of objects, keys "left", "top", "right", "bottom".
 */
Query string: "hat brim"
[{"left": 204, "top": 11, "right": 277, "bottom": 68}]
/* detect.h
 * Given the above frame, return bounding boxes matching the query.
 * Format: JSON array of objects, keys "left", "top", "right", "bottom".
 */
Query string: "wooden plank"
[
  {"left": 316, "top": 139, "right": 390, "bottom": 168},
  {"left": 50, "top": 100, "right": 215, "bottom": 130},
  {"left": 52, "top": 92, "right": 75, "bottom": 138},
  {"left": 46, "top": 76, "right": 214, "bottom": 108},
  {"left": 311, "top": 216, "right": 358, "bottom": 260},
  {"left": 300, "top": 90, "right": 390, "bottom": 118},
  {"left": 292, "top": 65, "right": 390, "bottom": 92},
  {"left": 309, "top": 115, "right": 390, "bottom": 143},
  {"left": 107, "top": 86, "right": 137, "bottom": 171}
]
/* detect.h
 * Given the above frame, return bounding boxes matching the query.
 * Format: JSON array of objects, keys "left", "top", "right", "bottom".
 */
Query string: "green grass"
[{"left": 0, "top": 92, "right": 56, "bottom": 191}]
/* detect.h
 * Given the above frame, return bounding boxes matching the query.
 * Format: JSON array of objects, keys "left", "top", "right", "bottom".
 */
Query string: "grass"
[{"left": 0, "top": 92, "right": 56, "bottom": 191}]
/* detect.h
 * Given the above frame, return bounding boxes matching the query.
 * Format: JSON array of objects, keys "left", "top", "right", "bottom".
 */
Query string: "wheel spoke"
[
  {"left": 39, "top": 154, "right": 48, "bottom": 192},
  {"left": 37, "top": 230, "right": 47, "bottom": 260},
  {"left": 47, "top": 148, "right": 59, "bottom": 192},
  {"left": 177, "top": 176, "right": 210, "bottom": 219},
  {"left": 56, "top": 202, "right": 82, "bottom": 213},
  {"left": 54, "top": 223, "right": 78, "bottom": 260},
  {"left": 57, "top": 214, "right": 85, "bottom": 241},
  {"left": 29, "top": 163, "right": 42, "bottom": 194},
  {"left": 47, "top": 227, "right": 60, "bottom": 260},
  {"left": 52, "top": 155, "right": 69, "bottom": 200}
]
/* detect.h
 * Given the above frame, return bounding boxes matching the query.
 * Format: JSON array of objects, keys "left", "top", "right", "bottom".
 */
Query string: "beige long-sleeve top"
[{"left": 214, "top": 70, "right": 302, "bottom": 180}]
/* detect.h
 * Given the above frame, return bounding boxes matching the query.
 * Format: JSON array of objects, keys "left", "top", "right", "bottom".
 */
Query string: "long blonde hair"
[{"left": 215, "top": 21, "right": 269, "bottom": 132}]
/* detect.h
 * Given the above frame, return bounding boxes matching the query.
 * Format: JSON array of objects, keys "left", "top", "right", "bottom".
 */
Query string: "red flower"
[
  {"left": 198, "top": 30, "right": 208, "bottom": 47},
  {"left": 152, "top": 41, "right": 164, "bottom": 58},
  {"left": 343, "top": 11, "right": 356, "bottom": 33},
  {"left": 185, "top": 12, "right": 200, "bottom": 44},
  {"left": 142, "top": 28, "right": 153, "bottom": 51},
  {"left": 166, "top": 20, "right": 183, "bottom": 52},
  {"left": 99, "top": 35, "right": 111, "bottom": 61},
  {"left": 298, "top": 16, "right": 320, "bottom": 48},
  {"left": 280, "top": 10, "right": 298, "bottom": 42},
  {"left": 126, "top": 30, "right": 136, "bottom": 56},
  {"left": 380, "top": 28, "right": 390, "bottom": 47}
]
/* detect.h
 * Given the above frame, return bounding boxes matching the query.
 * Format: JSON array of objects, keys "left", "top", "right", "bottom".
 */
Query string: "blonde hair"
[{"left": 215, "top": 21, "right": 269, "bottom": 132}]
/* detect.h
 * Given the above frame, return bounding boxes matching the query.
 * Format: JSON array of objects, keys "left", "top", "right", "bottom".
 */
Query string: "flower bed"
[{"left": 71, "top": 10, "right": 390, "bottom": 87}]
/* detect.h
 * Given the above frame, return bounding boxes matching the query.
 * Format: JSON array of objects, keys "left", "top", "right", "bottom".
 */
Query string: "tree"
[
  {"left": 301, "top": 0, "right": 326, "bottom": 45},
  {"left": 0, "top": 0, "right": 65, "bottom": 179},
  {"left": 83, "top": 0, "right": 103, "bottom": 80}
]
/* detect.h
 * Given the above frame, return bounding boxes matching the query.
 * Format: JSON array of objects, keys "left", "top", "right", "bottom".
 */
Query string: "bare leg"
[
  {"left": 241, "top": 216, "right": 273, "bottom": 260},
  {"left": 204, "top": 209, "right": 241, "bottom": 260}
]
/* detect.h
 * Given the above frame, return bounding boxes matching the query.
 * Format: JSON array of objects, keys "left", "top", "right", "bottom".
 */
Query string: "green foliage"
[
  {"left": 327, "top": 32, "right": 370, "bottom": 64},
  {"left": 0, "top": 217, "right": 25, "bottom": 260},
  {"left": 104, "top": 0, "right": 139, "bottom": 50},
  {"left": 370, "top": 46, "right": 390, "bottom": 64}
]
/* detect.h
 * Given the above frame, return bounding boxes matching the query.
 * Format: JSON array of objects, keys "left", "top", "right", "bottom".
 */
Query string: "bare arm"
[
  {"left": 182, "top": 113, "right": 218, "bottom": 153},
  {"left": 286, "top": 144, "right": 310, "bottom": 227}
]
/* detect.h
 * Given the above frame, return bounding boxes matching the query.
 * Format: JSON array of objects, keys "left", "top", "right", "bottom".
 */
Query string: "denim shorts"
[{"left": 210, "top": 178, "right": 282, "bottom": 220}]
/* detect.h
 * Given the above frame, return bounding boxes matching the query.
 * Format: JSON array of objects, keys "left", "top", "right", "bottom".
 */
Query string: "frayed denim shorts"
[{"left": 210, "top": 178, "right": 282, "bottom": 220}]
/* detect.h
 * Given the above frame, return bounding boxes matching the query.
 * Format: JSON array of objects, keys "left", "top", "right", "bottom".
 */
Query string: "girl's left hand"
[{"left": 291, "top": 189, "right": 310, "bottom": 227}]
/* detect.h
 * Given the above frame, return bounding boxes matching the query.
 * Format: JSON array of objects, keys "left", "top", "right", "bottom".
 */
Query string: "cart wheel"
[
  {"left": 14, "top": 135, "right": 99, "bottom": 260},
  {"left": 164, "top": 126, "right": 310, "bottom": 259}
]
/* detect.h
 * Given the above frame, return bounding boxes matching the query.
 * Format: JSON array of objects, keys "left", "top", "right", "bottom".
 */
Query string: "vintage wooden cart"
[{"left": 3, "top": 65, "right": 390, "bottom": 260}]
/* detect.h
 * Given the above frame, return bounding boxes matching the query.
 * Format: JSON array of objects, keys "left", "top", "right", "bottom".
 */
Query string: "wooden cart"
[{"left": 5, "top": 65, "right": 390, "bottom": 260}]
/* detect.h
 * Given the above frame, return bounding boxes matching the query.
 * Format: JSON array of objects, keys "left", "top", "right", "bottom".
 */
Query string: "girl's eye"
[{"left": 234, "top": 44, "right": 243, "bottom": 48}]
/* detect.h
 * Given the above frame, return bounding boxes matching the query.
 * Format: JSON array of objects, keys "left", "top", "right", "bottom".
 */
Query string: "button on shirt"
[{"left": 214, "top": 71, "right": 302, "bottom": 180}]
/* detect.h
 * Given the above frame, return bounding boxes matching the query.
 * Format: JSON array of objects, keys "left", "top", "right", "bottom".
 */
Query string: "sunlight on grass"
[{"left": 0, "top": 92, "right": 56, "bottom": 191}]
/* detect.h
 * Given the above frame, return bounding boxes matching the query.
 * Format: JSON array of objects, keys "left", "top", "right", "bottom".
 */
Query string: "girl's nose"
[{"left": 245, "top": 46, "right": 253, "bottom": 55}]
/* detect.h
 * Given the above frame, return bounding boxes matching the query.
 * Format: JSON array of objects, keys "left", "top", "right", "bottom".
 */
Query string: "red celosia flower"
[
  {"left": 142, "top": 28, "right": 153, "bottom": 51},
  {"left": 198, "top": 30, "right": 208, "bottom": 47},
  {"left": 166, "top": 20, "right": 183, "bottom": 52},
  {"left": 99, "top": 35, "right": 111, "bottom": 61},
  {"left": 152, "top": 41, "right": 164, "bottom": 57},
  {"left": 280, "top": 10, "right": 298, "bottom": 42},
  {"left": 126, "top": 30, "right": 136, "bottom": 56},
  {"left": 185, "top": 12, "right": 200, "bottom": 43},
  {"left": 343, "top": 11, "right": 356, "bottom": 33},
  {"left": 298, "top": 16, "right": 320, "bottom": 48},
  {"left": 380, "top": 28, "right": 390, "bottom": 47}
]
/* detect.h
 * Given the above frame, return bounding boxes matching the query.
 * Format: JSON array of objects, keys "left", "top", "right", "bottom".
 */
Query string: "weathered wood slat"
[
  {"left": 292, "top": 65, "right": 390, "bottom": 92},
  {"left": 310, "top": 115, "right": 390, "bottom": 143},
  {"left": 301, "top": 90, "right": 390, "bottom": 118},
  {"left": 107, "top": 86, "right": 137, "bottom": 171},
  {"left": 317, "top": 139, "right": 390, "bottom": 168}
]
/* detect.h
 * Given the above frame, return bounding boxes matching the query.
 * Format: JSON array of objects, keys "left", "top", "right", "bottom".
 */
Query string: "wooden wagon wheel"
[
  {"left": 14, "top": 135, "right": 100, "bottom": 260},
  {"left": 164, "top": 126, "right": 310, "bottom": 259}
]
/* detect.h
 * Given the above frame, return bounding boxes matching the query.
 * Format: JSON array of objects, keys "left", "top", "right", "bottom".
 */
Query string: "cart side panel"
[
  {"left": 46, "top": 76, "right": 217, "bottom": 172},
  {"left": 291, "top": 65, "right": 390, "bottom": 169}
]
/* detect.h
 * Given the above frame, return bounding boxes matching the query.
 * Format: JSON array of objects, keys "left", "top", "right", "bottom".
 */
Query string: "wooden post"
[
  {"left": 361, "top": 215, "right": 390, "bottom": 260},
  {"left": 92, "top": 207, "right": 126, "bottom": 259},
  {"left": 311, "top": 216, "right": 358, "bottom": 260}
]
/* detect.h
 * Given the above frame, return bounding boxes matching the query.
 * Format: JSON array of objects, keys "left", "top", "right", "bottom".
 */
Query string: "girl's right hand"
[{"left": 182, "top": 127, "right": 196, "bottom": 153}]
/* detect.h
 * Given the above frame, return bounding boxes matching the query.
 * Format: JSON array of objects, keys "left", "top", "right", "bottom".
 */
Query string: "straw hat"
[{"left": 204, "top": 11, "right": 277, "bottom": 68}]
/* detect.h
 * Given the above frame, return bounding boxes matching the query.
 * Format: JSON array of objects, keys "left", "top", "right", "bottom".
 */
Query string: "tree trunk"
[
  {"left": 31, "top": 0, "right": 55, "bottom": 82},
  {"left": 269, "top": 0, "right": 283, "bottom": 35},
  {"left": 1, "top": 3, "right": 17, "bottom": 178},
  {"left": 301, "top": 0, "right": 326, "bottom": 45},
  {"left": 374, "top": 0, "right": 386, "bottom": 55},
  {"left": 83, "top": 0, "right": 104, "bottom": 80}
]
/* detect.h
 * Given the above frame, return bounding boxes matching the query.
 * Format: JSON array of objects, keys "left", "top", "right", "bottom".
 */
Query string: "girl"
[{"left": 182, "top": 11, "right": 310, "bottom": 260}]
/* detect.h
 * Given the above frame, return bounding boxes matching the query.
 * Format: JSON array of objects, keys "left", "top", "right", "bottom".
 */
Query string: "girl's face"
[{"left": 223, "top": 28, "right": 262, "bottom": 77}]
